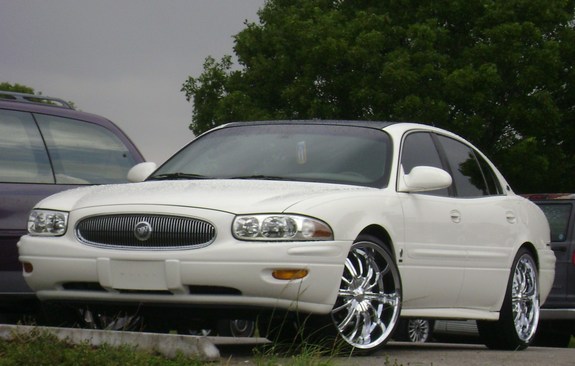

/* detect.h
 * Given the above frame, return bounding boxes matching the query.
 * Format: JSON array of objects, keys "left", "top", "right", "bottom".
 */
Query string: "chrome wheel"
[
  {"left": 79, "top": 308, "right": 142, "bottom": 331},
  {"left": 512, "top": 253, "right": 539, "bottom": 342},
  {"left": 478, "top": 248, "right": 539, "bottom": 350},
  {"left": 330, "top": 238, "right": 401, "bottom": 351}
]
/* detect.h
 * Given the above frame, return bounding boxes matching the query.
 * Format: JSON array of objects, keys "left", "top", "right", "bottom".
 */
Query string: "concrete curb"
[{"left": 0, "top": 324, "right": 220, "bottom": 360}]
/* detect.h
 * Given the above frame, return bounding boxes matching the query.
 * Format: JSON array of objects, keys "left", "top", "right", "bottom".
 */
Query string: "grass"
[
  {"left": 0, "top": 329, "right": 199, "bottom": 366},
  {"left": 3, "top": 326, "right": 570, "bottom": 365},
  {"left": 0, "top": 327, "right": 410, "bottom": 366},
  {"left": 0, "top": 328, "right": 340, "bottom": 366}
]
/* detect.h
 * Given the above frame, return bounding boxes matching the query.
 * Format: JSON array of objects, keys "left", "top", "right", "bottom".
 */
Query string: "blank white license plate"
[{"left": 110, "top": 260, "right": 167, "bottom": 290}]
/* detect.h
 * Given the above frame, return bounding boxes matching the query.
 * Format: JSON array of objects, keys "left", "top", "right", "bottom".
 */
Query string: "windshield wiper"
[
  {"left": 148, "top": 172, "right": 214, "bottom": 181},
  {"left": 228, "top": 175, "right": 288, "bottom": 181}
]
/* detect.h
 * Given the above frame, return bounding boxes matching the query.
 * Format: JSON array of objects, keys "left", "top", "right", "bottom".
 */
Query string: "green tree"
[
  {"left": 0, "top": 82, "right": 35, "bottom": 94},
  {"left": 182, "top": 0, "right": 575, "bottom": 193}
]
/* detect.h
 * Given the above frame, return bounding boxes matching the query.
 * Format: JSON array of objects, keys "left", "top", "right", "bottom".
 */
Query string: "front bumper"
[{"left": 18, "top": 206, "right": 350, "bottom": 314}]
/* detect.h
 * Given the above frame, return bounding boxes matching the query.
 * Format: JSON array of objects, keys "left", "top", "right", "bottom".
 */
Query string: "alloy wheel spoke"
[
  {"left": 344, "top": 257, "right": 360, "bottom": 280},
  {"left": 337, "top": 304, "right": 361, "bottom": 334}
]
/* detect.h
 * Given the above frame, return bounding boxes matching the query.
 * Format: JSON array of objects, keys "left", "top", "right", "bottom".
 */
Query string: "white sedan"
[{"left": 18, "top": 121, "right": 555, "bottom": 353}]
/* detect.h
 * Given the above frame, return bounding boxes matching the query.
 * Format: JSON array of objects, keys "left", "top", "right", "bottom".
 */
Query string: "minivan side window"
[
  {"left": 400, "top": 131, "right": 449, "bottom": 197},
  {"left": 35, "top": 114, "right": 137, "bottom": 184},
  {"left": 0, "top": 110, "right": 53, "bottom": 183},
  {"left": 436, "top": 135, "right": 490, "bottom": 197},
  {"left": 538, "top": 203, "right": 572, "bottom": 242}
]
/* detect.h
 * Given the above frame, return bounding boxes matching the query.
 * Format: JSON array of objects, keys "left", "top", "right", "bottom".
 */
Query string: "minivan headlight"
[
  {"left": 28, "top": 210, "right": 69, "bottom": 236},
  {"left": 233, "top": 214, "right": 333, "bottom": 241}
]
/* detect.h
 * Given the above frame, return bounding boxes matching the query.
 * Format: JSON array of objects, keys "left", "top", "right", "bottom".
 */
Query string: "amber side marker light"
[
  {"left": 272, "top": 269, "right": 309, "bottom": 280},
  {"left": 22, "top": 262, "right": 33, "bottom": 274}
]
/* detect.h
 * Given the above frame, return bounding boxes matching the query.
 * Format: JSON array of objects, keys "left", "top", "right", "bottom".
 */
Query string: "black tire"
[
  {"left": 394, "top": 319, "right": 434, "bottom": 343},
  {"left": 217, "top": 319, "right": 256, "bottom": 337},
  {"left": 477, "top": 248, "right": 539, "bottom": 350}
]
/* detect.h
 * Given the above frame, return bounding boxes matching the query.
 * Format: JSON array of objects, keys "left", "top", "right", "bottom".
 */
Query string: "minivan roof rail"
[{"left": 0, "top": 91, "right": 74, "bottom": 109}]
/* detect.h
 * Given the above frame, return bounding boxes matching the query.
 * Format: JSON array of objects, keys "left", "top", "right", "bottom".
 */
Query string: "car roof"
[
  {"left": 0, "top": 96, "right": 119, "bottom": 127},
  {"left": 222, "top": 119, "right": 397, "bottom": 130},
  {"left": 0, "top": 91, "right": 72, "bottom": 108},
  {"left": 218, "top": 120, "right": 464, "bottom": 142},
  {"left": 0, "top": 93, "right": 145, "bottom": 162}
]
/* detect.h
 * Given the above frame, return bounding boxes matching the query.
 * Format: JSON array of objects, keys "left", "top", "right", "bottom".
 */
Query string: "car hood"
[{"left": 36, "top": 180, "right": 370, "bottom": 214}]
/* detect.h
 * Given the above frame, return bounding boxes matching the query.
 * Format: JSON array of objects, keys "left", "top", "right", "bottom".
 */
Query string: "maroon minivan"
[{"left": 0, "top": 91, "right": 144, "bottom": 322}]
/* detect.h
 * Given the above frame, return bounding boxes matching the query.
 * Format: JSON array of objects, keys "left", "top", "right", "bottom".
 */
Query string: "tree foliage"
[
  {"left": 0, "top": 82, "right": 35, "bottom": 94},
  {"left": 182, "top": 0, "right": 575, "bottom": 193}
]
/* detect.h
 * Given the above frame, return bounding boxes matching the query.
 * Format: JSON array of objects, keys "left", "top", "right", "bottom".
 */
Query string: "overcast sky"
[{"left": 0, "top": 0, "right": 266, "bottom": 163}]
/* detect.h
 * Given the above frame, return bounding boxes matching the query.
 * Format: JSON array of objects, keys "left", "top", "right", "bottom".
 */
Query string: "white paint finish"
[{"left": 18, "top": 122, "right": 555, "bottom": 322}]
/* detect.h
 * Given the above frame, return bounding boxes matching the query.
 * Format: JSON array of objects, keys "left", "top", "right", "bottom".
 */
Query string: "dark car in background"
[
  {"left": 527, "top": 194, "right": 575, "bottom": 347},
  {"left": 0, "top": 91, "right": 145, "bottom": 322}
]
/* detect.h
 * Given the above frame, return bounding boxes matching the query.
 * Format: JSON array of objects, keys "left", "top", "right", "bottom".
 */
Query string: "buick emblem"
[{"left": 134, "top": 221, "right": 152, "bottom": 241}]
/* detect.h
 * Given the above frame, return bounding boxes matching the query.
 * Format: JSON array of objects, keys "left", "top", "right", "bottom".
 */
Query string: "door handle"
[
  {"left": 450, "top": 210, "right": 461, "bottom": 223},
  {"left": 505, "top": 211, "right": 517, "bottom": 224}
]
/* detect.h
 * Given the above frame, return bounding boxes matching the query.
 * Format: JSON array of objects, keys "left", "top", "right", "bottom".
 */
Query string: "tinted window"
[
  {"left": 35, "top": 114, "right": 137, "bottom": 184},
  {"left": 538, "top": 203, "right": 572, "bottom": 242},
  {"left": 0, "top": 110, "right": 53, "bottom": 183},
  {"left": 153, "top": 124, "right": 392, "bottom": 188},
  {"left": 476, "top": 152, "right": 503, "bottom": 195},
  {"left": 400, "top": 131, "right": 448, "bottom": 196},
  {"left": 436, "top": 135, "right": 487, "bottom": 197}
]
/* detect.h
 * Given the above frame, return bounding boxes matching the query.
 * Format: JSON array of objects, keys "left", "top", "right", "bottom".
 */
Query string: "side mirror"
[
  {"left": 127, "top": 162, "right": 157, "bottom": 183},
  {"left": 398, "top": 166, "right": 452, "bottom": 193}
]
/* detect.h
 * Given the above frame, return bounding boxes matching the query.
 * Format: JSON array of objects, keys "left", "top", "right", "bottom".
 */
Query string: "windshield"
[{"left": 151, "top": 123, "right": 392, "bottom": 188}]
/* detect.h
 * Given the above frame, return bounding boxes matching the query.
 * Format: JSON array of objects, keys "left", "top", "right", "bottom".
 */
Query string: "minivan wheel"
[
  {"left": 217, "top": 319, "right": 256, "bottom": 337},
  {"left": 395, "top": 319, "right": 434, "bottom": 343},
  {"left": 478, "top": 248, "right": 539, "bottom": 350}
]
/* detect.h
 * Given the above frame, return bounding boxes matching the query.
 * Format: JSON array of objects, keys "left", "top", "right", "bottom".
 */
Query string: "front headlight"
[
  {"left": 28, "top": 210, "right": 69, "bottom": 236},
  {"left": 233, "top": 214, "right": 333, "bottom": 241}
]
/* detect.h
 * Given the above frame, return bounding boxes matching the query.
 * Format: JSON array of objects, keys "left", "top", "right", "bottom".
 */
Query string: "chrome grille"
[{"left": 76, "top": 214, "right": 216, "bottom": 250}]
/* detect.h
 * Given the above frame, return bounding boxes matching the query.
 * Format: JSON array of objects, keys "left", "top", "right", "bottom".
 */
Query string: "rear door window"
[{"left": 35, "top": 114, "right": 137, "bottom": 184}]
